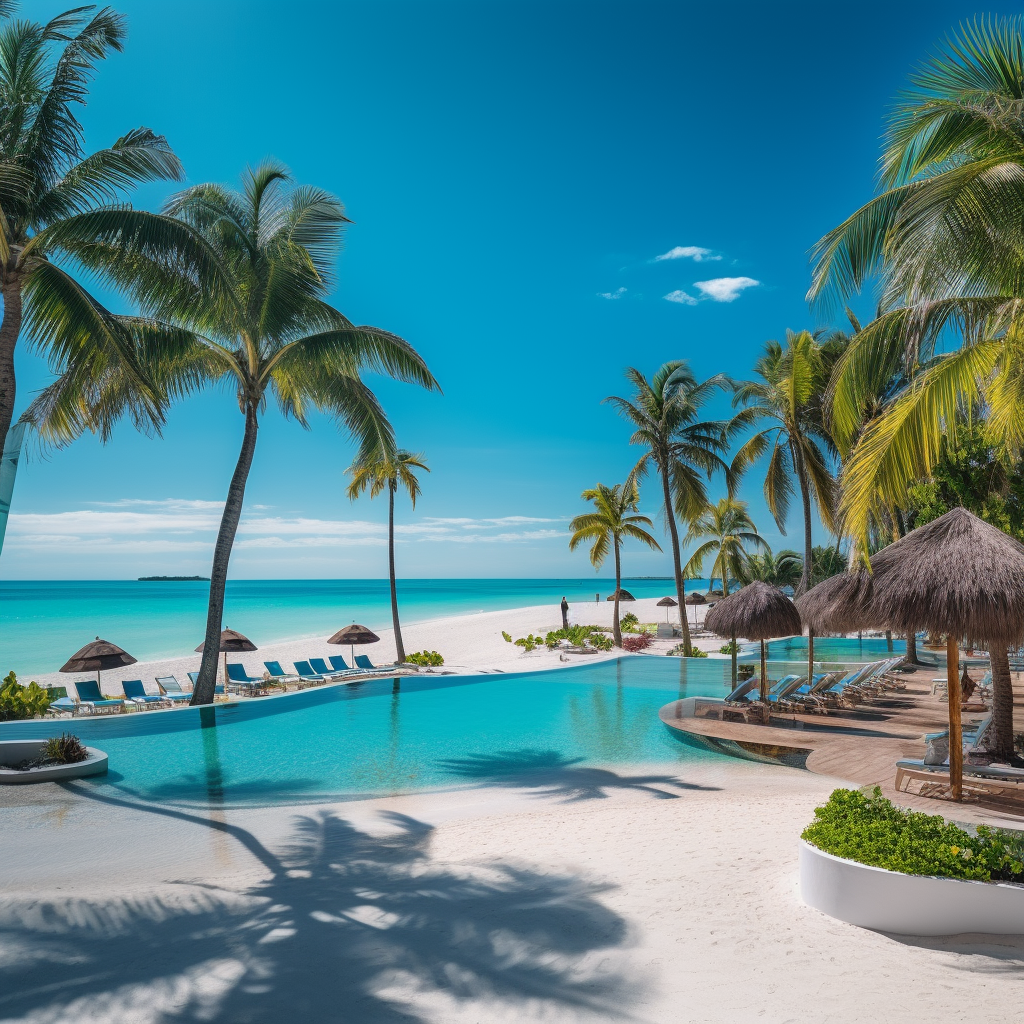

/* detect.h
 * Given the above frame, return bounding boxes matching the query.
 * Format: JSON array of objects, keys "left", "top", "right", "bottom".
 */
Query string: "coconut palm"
[
  {"left": 605, "top": 361, "right": 733, "bottom": 651},
  {"left": 731, "top": 331, "right": 839, "bottom": 594},
  {"left": 25, "top": 163, "right": 439, "bottom": 704},
  {"left": 568, "top": 482, "right": 660, "bottom": 647},
  {"left": 347, "top": 446, "right": 428, "bottom": 664},
  {"left": 738, "top": 549, "right": 803, "bottom": 589},
  {"left": 682, "top": 498, "right": 768, "bottom": 595},
  {"left": 0, "top": 4, "right": 184, "bottom": 465}
]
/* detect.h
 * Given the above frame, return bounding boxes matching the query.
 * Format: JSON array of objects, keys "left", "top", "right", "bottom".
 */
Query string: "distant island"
[{"left": 138, "top": 576, "right": 210, "bottom": 582}]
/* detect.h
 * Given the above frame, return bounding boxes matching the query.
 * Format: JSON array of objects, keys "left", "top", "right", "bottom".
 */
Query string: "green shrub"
[
  {"left": 0, "top": 671, "right": 52, "bottom": 721},
  {"left": 513, "top": 633, "right": 547, "bottom": 652},
  {"left": 42, "top": 733, "right": 89, "bottom": 764},
  {"left": 802, "top": 787, "right": 1024, "bottom": 883},
  {"left": 667, "top": 643, "right": 708, "bottom": 658},
  {"left": 719, "top": 640, "right": 738, "bottom": 655},
  {"left": 620, "top": 611, "right": 640, "bottom": 632},
  {"left": 406, "top": 650, "right": 444, "bottom": 667}
]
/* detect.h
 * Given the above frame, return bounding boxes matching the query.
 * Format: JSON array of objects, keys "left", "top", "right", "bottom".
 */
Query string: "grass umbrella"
[
  {"left": 606, "top": 589, "right": 635, "bottom": 602},
  {"left": 329, "top": 624, "right": 381, "bottom": 668},
  {"left": 797, "top": 508, "right": 1024, "bottom": 798},
  {"left": 683, "top": 592, "right": 705, "bottom": 629},
  {"left": 705, "top": 582, "right": 802, "bottom": 706},
  {"left": 60, "top": 637, "right": 137, "bottom": 695},
  {"left": 195, "top": 627, "right": 258, "bottom": 686},
  {"left": 657, "top": 596, "right": 679, "bottom": 625}
]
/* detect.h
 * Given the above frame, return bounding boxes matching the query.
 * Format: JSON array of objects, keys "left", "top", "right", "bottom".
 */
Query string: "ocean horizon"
[{"left": 0, "top": 577, "right": 713, "bottom": 675}]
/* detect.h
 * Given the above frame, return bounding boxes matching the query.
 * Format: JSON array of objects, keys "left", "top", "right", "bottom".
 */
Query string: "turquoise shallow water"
[
  {"left": 0, "top": 657, "right": 745, "bottom": 807},
  {"left": 751, "top": 636, "right": 906, "bottom": 664},
  {"left": 0, "top": 577, "right": 711, "bottom": 674}
]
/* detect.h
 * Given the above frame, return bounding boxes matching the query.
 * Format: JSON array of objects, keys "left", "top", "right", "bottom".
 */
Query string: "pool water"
[
  {"left": 0, "top": 657, "right": 777, "bottom": 808},
  {"left": 747, "top": 637, "right": 906, "bottom": 665}
]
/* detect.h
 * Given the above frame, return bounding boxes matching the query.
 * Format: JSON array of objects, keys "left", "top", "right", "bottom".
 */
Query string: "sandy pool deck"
[{"left": 2, "top": 753, "right": 1023, "bottom": 1023}]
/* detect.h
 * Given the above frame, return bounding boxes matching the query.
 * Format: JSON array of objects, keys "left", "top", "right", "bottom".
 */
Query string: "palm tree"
[
  {"left": 0, "top": 5, "right": 184, "bottom": 466},
  {"left": 25, "top": 164, "right": 439, "bottom": 704},
  {"left": 605, "top": 361, "right": 732, "bottom": 651},
  {"left": 807, "top": 18, "right": 1024, "bottom": 758},
  {"left": 739, "top": 549, "right": 803, "bottom": 589},
  {"left": 683, "top": 498, "right": 768, "bottom": 595},
  {"left": 346, "top": 446, "right": 428, "bottom": 664},
  {"left": 568, "top": 482, "right": 660, "bottom": 647},
  {"left": 731, "top": 331, "right": 839, "bottom": 595}
]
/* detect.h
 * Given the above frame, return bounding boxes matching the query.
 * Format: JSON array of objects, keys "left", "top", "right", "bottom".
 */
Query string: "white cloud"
[
  {"left": 663, "top": 289, "right": 698, "bottom": 305},
  {"left": 694, "top": 276, "right": 760, "bottom": 302},
  {"left": 599, "top": 287, "right": 627, "bottom": 299},
  {"left": 655, "top": 246, "right": 721, "bottom": 263}
]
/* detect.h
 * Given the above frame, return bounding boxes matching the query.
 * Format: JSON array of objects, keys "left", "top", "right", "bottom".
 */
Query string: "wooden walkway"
[{"left": 660, "top": 666, "right": 1024, "bottom": 827}]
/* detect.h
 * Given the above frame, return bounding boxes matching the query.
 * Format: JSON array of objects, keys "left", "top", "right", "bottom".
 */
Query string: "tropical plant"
[
  {"left": 738, "top": 549, "right": 803, "bottom": 589},
  {"left": 568, "top": 482, "right": 661, "bottom": 647},
  {"left": 42, "top": 732, "right": 88, "bottom": 764},
  {"left": 667, "top": 642, "right": 707, "bottom": 658},
  {"left": 543, "top": 625, "right": 614, "bottom": 651},
  {"left": 0, "top": 671, "right": 50, "bottom": 720},
  {"left": 0, "top": 4, "right": 184, "bottom": 467},
  {"left": 25, "top": 164, "right": 438, "bottom": 704},
  {"left": 731, "top": 331, "right": 840, "bottom": 593},
  {"left": 809, "top": 544, "right": 846, "bottom": 586},
  {"left": 347, "top": 447, "right": 428, "bottom": 663},
  {"left": 620, "top": 634, "right": 653, "bottom": 652},
  {"left": 619, "top": 611, "right": 640, "bottom": 632},
  {"left": 606, "top": 361, "right": 733, "bottom": 649},
  {"left": 405, "top": 650, "right": 443, "bottom": 667},
  {"left": 682, "top": 498, "right": 767, "bottom": 596}
]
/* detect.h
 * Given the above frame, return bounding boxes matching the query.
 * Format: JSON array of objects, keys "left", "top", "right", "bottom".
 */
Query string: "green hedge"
[
  {"left": 802, "top": 787, "right": 1024, "bottom": 883},
  {"left": 0, "top": 672, "right": 52, "bottom": 721}
]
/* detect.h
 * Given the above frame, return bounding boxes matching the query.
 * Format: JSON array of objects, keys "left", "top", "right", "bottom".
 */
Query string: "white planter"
[
  {"left": 800, "top": 840, "right": 1024, "bottom": 935},
  {"left": 0, "top": 739, "right": 107, "bottom": 785}
]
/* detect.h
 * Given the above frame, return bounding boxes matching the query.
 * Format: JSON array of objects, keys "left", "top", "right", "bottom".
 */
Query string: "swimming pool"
[
  {"left": 744, "top": 636, "right": 906, "bottom": 665},
  {"left": 0, "top": 657, "right": 785, "bottom": 808}
]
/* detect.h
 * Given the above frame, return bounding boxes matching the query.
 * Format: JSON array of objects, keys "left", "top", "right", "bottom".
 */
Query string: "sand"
[{"left": 3, "top": 599, "right": 1022, "bottom": 1022}]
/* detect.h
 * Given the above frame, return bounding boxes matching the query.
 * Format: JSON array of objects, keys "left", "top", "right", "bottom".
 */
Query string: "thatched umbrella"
[
  {"left": 60, "top": 637, "right": 137, "bottom": 694},
  {"left": 329, "top": 623, "right": 381, "bottom": 667},
  {"left": 797, "top": 508, "right": 1024, "bottom": 799},
  {"left": 705, "top": 582, "right": 802, "bottom": 701},
  {"left": 657, "top": 596, "right": 678, "bottom": 625},
  {"left": 195, "top": 627, "right": 258, "bottom": 685},
  {"left": 606, "top": 589, "right": 635, "bottom": 602},
  {"left": 683, "top": 591, "right": 705, "bottom": 628}
]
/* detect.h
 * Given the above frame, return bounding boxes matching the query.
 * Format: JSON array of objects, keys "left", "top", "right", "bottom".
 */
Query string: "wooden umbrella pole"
[
  {"left": 731, "top": 632, "right": 737, "bottom": 687},
  {"left": 947, "top": 635, "right": 963, "bottom": 801},
  {"left": 759, "top": 639, "right": 768, "bottom": 705},
  {"left": 807, "top": 633, "right": 814, "bottom": 691}
]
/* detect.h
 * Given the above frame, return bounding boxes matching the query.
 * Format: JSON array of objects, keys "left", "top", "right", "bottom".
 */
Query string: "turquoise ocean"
[{"left": 0, "top": 577, "right": 711, "bottom": 675}]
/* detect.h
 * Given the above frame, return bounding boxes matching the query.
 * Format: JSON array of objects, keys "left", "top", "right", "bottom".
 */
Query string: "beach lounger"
[
  {"left": 122, "top": 680, "right": 169, "bottom": 708},
  {"left": 723, "top": 677, "right": 760, "bottom": 704},
  {"left": 186, "top": 672, "right": 230, "bottom": 696},
  {"left": 309, "top": 657, "right": 351, "bottom": 680},
  {"left": 155, "top": 676, "right": 193, "bottom": 702},
  {"left": 73, "top": 680, "right": 125, "bottom": 715},
  {"left": 355, "top": 655, "right": 383, "bottom": 671},
  {"left": 328, "top": 655, "right": 350, "bottom": 673},
  {"left": 48, "top": 696, "right": 77, "bottom": 716},
  {"left": 227, "top": 663, "right": 264, "bottom": 686},
  {"left": 263, "top": 661, "right": 297, "bottom": 681},
  {"left": 293, "top": 661, "right": 325, "bottom": 683}
]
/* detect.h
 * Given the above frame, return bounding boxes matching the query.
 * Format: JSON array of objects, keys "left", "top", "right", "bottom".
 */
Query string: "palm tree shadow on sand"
[
  {"left": 0, "top": 787, "right": 641, "bottom": 1023},
  {"left": 439, "top": 749, "right": 721, "bottom": 801}
]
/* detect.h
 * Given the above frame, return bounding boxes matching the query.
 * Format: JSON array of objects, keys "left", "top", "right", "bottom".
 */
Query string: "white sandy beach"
[{"left": 25, "top": 596, "right": 722, "bottom": 693}]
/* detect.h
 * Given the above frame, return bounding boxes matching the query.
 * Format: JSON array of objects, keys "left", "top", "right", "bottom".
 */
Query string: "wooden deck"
[{"left": 660, "top": 666, "right": 1024, "bottom": 826}]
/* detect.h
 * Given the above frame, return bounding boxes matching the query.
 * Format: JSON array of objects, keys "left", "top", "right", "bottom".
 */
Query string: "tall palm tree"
[
  {"left": 346, "top": 446, "right": 428, "bottom": 664},
  {"left": 605, "top": 361, "right": 732, "bottom": 651},
  {"left": 731, "top": 331, "right": 839, "bottom": 594},
  {"left": 0, "top": 4, "right": 184, "bottom": 466},
  {"left": 25, "top": 163, "right": 439, "bottom": 704},
  {"left": 568, "top": 482, "right": 660, "bottom": 647},
  {"left": 682, "top": 498, "right": 768, "bottom": 595},
  {"left": 739, "top": 549, "right": 803, "bottom": 589},
  {"left": 807, "top": 17, "right": 1024, "bottom": 759}
]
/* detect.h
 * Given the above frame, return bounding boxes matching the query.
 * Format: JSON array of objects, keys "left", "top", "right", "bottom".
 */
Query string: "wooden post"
[
  {"left": 947, "top": 635, "right": 963, "bottom": 801},
  {"left": 760, "top": 639, "right": 768, "bottom": 704},
  {"left": 731, "top": 631, "right": 737, "bottom": 687},
  {"left": 807, "top": 633, "right": 814, "bottom": 692}
]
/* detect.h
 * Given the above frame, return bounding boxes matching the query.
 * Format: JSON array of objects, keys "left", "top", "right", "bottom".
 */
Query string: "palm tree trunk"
[
  {"left": 192, "top": 404, "right": 259, "bottom": 705},
  {"left": 659, "top": 461, "right": 691, "bottom": 649},
  {"left": 0, "top": 279, "right": 22, "bottom": 469},
  {"left": 612, "top": 539, "right": 622, "bottom": 647},
  {"left": 389, "top": 484, "right": 406, "bottom": 663},
  {"left": 720, "top": 552, "right": 730, "bottom": 596},
  {"left": 990, "top": 645, "right": 1015, "bottom": 762},
  {"left": 794, "top": 447, "right": 813, "bottom": 596},
  {"left": 906, "top": 632, "right": 921, "bottom": 665}
]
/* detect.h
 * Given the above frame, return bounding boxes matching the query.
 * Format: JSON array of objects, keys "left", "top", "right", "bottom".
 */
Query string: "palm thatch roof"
[
  {"left": 606, "top": 589, "right": 635, "bottom": 601},
  {"left": 703, "top": 582, "right": 801, "bottom": 641},
  {"left": 684, "top": 593, "right": 706, "bottom": 605},
  {"left": 60, "top": 637, "right": 137, "bottom": 673},
  {"left": 194, "top": 627, "right": 258, "bottom": 653},
  {"left": 328, "top": 624, "right": 380, "bottom": 645},
  {"left": 797, "top": 508, "right": 1024, "bottom": 646},
  {"left": 657, "top": 596, "right": 678, "bottom": 607}
]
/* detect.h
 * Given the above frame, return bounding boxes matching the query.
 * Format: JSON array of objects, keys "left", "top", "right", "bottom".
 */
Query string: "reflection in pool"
[{"left": 0, "top": 657, "right": 793, "bottom": 808}]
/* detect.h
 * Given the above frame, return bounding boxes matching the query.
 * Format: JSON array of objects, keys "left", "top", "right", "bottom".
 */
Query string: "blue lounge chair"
[
  {"left": 155, "top": 676, "right": 193, "bottom": 702},
  {"left": 48, "top": 696, "right": 77, "bottom": 716},
  {"left": 355, "top": 655, "right": 378, "bottom": 671},
  {"left": 264, "top": 661, "right": 296, "bottom": 680},
  {"left": 186, "top": 672, "right": 228, "bottom": 696},
  {"left": 227, "top": 663, "right": 264, "bottom": 686},
  {"left": 309, "top": 657, "right": 350, "bottom": 679},
  {"left": 73, "top": 680, "right": 125, "bottom": 714},
  {"left": 724, "top": 677, "right": 759, "bottom": 703},
  {"left": 328, "top": 655, "right": 350, "bottom": 673},
  {"left": 293, "top": 661, "right": 325, "bottom": 683},
  {"left": 122, "top": 680, "right": 168, "bottom": 707}
]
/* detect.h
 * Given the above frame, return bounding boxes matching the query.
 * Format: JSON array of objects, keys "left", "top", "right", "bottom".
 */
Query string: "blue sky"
[{"left": 2, "top": 0, "right": 1012, "bottom": 579}]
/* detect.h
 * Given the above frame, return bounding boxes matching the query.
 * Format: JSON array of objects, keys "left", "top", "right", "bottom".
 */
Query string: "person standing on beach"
[{"left": 560, "top": 596, "right": 569, "bottom": 629}]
